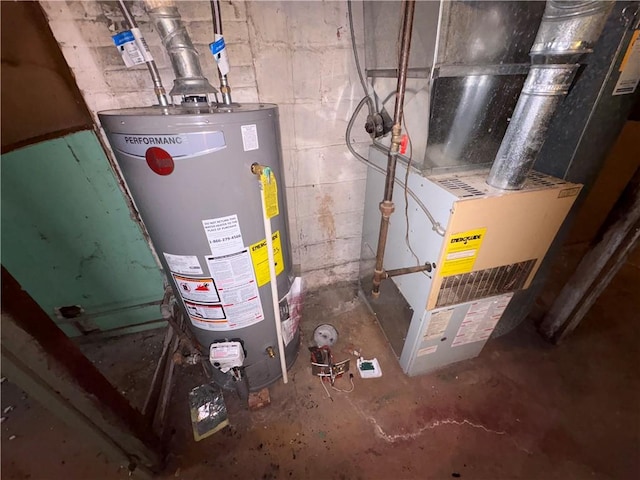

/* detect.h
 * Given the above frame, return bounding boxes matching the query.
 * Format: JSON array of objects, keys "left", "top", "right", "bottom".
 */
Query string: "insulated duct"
[
  {"left": 144, "top": 0, "right": 217, "bottom": 97},
  {"left": 487, "top": 0, "right": 614, "bottom": 190}
]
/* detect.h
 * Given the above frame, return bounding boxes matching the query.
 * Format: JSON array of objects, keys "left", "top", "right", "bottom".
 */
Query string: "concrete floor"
[{"left": 2, "top": 257, "right": 639, "bottom": 479}]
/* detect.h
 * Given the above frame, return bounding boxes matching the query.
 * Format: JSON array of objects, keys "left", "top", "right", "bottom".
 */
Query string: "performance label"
[
  {"left": 250, "top": 231, "right": 284, "bottom": 287},
  {"left": 109, "top": 131, "right": 226, "bottom": 159}
]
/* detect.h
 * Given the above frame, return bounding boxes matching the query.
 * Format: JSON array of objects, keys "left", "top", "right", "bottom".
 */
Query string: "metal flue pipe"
[
  {"left": 371, "top": 0, "right": 416, "bottom": 297},
  {"left": 144, "top": 0, "right": 217, "bottom": 98},
  {"left": 117, "top": 0, "right": 169, "bottom": 106},
  {"left": 487, "top": 0, "right": 614, "bottom": 190},
  {"left": 210, "top": 0, "right": 233, "bottom": 105}
]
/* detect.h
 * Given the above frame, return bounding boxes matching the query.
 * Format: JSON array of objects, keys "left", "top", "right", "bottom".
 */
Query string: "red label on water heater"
[{"left": 145, "top": 147, "right": 174, "bottom": 175}]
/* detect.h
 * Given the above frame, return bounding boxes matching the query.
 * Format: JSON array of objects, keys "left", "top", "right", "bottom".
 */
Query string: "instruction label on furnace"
[
  {"left": 203, "top": 215, "right": 244, "bottom": 256},
  {"left": 417, "top": 345, "right": 438, "bottom": 357},
  {"left": 250, "top": 231, "right": 284, "bottom": 287},
  {"left": 451, "top": 293, "right": 513, "bottom": 347},
  {"left": 173, "top": 274, "right": 219, "bottom": 304},
  {"left": 441, "top": 227, "right": 486, "bottom": 276},
  {"left": 424, "top": 308, "right": 454, "bottom": 341},
  {"left": 205, "top": 250, "right": 264, "bottom": 330}
]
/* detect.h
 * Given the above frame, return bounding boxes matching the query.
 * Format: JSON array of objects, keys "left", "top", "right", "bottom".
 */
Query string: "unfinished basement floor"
[{"left": 3, "top": 255, "right": 639, "bottom": 480}]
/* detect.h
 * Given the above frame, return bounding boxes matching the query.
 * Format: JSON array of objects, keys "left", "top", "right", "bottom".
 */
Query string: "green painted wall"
[{"left": 1, "top": 130, "right": 165, "bottom": 336}]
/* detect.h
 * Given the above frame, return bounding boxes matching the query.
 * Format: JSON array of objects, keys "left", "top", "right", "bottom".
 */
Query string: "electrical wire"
[
  {"left": 401, "top": 115, "right": 422, "bottom": 266},
  {"left": 347, "top": 0, "right": 374, "bottom": 114},
  {"left": 345, "top": 96, "right": 445, "bottom": 236},
  {"left": 320, "top": 376, "right": 333, "bottom": 401},
  {"left": 331, "top": 375, "right": 355, "bottom": 393}
]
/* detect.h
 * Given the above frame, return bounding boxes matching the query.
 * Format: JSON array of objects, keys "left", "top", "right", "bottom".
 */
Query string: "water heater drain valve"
[{"left": 209, "top": 341, "right": 245, "bottom": 373}]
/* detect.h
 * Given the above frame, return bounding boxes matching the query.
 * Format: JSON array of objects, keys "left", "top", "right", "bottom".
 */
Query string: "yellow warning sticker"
[
  {"left": 261, "top": 170, "right": 279, "bottom": 219},
  {"left": 441, "top": 227, "right": 487, "bottom": 277},
  {"left": 250, "top": 230, "right": 284, "bottom": 286}
]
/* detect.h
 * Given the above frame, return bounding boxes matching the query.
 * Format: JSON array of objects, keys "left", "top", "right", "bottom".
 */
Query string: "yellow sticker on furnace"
[
  {"left": 250, "top": 231, "right": 284, "bottom": 287},
  {"left": 441, "top": 228, "right": 487, "bottom": 277}
]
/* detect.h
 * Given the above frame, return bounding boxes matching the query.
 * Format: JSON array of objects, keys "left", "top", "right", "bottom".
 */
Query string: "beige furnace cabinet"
[{"left": 361, "top": 147, "right": 581, "bottom": 376}]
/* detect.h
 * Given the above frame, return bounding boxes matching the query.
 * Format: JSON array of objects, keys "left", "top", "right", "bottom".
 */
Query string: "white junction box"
[{"left": 361, "top": 147, "right": 581, "bottom": 376}]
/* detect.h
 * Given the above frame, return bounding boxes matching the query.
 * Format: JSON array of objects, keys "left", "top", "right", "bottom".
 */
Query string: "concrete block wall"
[{"left": 41, "top": 0, "right": 371, "bottom": 289}]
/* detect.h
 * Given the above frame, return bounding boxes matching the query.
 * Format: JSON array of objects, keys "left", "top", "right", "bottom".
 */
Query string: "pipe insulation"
[
  {"left": 487, "top": 0, "right": 614, "bottom": 190},
  {"left": 144, "top": 0, "right": 217, "bottom": 97}
]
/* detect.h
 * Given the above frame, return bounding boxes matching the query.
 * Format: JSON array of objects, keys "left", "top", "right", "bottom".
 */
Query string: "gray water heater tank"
[{"left": 99, "top": 104, "right": 299, "bottom": 391}]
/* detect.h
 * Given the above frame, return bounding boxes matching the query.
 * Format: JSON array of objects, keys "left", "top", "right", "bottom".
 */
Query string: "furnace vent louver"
[
  {"left": 434, "top": 178, "right": 485, "bottom": 198},
  {"left": 435, "top": 259, "right": 537, "bottom": 308},
  {"left": 525, "top": 171, "right": 568, "bottom": 189}
]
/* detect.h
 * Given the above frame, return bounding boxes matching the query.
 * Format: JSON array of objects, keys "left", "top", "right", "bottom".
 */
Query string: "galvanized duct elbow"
[
  {"left": 144, "top": 1, "right": 217, "bottom": 97},
  {"left": 486, "top": 0, "right": 614, "bottom": 190}
]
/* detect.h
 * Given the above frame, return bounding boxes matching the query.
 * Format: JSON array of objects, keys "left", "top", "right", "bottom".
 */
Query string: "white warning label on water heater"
[
  {"left": 173, "top": 274, "right": 220, "bottom": 304},
  {"left": 163, "top": 253, "right": 203, "bottom": 275},
  {"left": 202, "top": 214, "right": 244, "bottom": 256},
  {"left": 241, "top": 124, "right": 259, "bottom": 151},
  {"left": 205, "top": 250, "right": 264, "bottom": 330}
]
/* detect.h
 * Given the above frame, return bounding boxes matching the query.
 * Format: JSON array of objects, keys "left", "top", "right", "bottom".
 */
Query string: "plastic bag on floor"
[{"left": 189, "top": 382, "right": 229, "bottom": 441}]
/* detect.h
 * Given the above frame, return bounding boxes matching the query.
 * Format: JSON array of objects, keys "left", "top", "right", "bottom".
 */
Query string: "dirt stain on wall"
[{"left": 318, "top": 193, "right": 336, "bottom": 242}]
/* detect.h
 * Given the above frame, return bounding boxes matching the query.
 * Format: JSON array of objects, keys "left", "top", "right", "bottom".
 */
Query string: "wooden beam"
[
  {"left": 539, "top": 167, "right": 640, "bottom": 342},
  {"left": 1, "top": 267, "right": 163, "bottom": 475}
]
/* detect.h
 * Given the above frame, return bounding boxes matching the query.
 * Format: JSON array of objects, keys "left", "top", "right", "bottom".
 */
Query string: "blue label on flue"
[
  {"left": 112, "top": 30, "right": 135, "bottom": 47},
  {"left": 209, "top": 37, "right": 226, "bottom": 55}
]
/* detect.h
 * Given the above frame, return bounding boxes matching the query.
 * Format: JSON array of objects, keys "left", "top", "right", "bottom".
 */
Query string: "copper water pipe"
[{"left": 371, "top": 0, "right": 416, "bottom": 298}]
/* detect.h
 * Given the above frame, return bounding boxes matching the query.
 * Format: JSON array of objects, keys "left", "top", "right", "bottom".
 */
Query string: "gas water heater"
[{"left": 99, "top": 105, "right": 299, "bottom": 391}]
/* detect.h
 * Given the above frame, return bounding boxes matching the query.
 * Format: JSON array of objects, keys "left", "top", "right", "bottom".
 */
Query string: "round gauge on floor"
[{"left": 313, "top": 324, "right": 338, "bottom": 348}]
